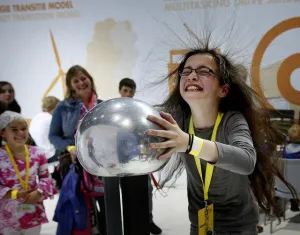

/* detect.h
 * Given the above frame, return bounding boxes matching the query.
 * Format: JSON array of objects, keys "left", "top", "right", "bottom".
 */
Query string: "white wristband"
[
  {"left": 189, "top": 136, "right": 204, "bottom": 157},
  {"left": 37, "top": 188, "right": 43, "bottom": 194}
]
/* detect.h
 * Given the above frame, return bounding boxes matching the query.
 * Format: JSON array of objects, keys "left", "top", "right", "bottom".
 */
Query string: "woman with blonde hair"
[
  {"left": 49, "top": 65, "right": 106, "bottom": 235},
  {"left": 30, "top": 96, "right": 60, "bottom": 163}
]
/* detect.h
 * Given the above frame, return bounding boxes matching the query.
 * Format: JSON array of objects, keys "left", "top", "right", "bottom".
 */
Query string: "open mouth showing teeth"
[{"left": 185, "top": 85, "right": 203, "bottom": 92}]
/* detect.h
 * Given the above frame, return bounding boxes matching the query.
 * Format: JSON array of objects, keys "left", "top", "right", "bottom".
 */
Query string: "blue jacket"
[
  {"left": 49, "top": 97, "right": 103, "bottom": 151},
  {"left": 117, "top": 131, "right": 139, "bottom": 164},
  {"left": 283, "top": 142, "right": 300, "bottom": 159},
  {"left": 53, "top": 164, "right": 88, "bottom": 235}
]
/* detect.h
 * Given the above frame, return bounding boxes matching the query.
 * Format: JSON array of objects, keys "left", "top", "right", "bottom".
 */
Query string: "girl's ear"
[
  {"left": 219, "top": 84, "right": 230, "bottom": 98},
  {"left": 0, "top": 130, "right": 6, "bottom": 145}
]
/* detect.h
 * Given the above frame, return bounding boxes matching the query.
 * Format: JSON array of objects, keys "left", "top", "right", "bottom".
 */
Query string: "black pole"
[
  {"left": 103, "top": 175, "right": 150, "bottom": 235},
  {"left": 121, "top": 175, "right": 150, "bottom": 235},
  {"left": 103, "top": 177, "right": 123, "bottom": 235}
]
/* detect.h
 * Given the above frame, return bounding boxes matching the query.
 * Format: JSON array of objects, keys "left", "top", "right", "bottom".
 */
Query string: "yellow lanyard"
[
  {"left": 188, "top": 112, "right": 224, "bottom": 201},
  {"left": 5, "top": 145, "right": 30, "bottom": 190}
]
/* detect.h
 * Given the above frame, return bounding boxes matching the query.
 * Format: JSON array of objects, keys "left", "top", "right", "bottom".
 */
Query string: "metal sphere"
[{"left": 76, "top": 98, "right": 167, "bottom": 177}]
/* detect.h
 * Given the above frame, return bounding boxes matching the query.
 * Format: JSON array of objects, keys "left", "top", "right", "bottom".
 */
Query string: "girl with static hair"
[
  {"left": 146, "top": 47, "right": 297, "bottom": 235},
  {"left": 0, "top": 111, "right": 56, "bottom": 235}
]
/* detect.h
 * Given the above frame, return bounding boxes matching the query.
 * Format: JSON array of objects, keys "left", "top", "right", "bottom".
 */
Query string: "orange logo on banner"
[
  {"left": 27, "top": 31, "right": 65, "bottom": 126},
  {"left": 168, "top": 49, "right": 189, "bottom": 93},
  {"left": 43, "top": 31, "right": 66, "bottom": 98},
  {"left": 251, "top": 17, "right": 300, "bottom": 108}
]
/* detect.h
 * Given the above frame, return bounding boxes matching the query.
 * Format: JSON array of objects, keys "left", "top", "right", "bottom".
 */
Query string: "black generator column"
[
  {"left": 104, "top": 175, "right": 150, "bottom": 235},
  {"left": 103, "top": 177, "right": 123, "bottom": 235}
]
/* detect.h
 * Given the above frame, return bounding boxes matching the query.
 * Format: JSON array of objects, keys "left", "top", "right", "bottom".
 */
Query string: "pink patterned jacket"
[{"left": 0, "top": 145, "right": 56, "bottom": 234}]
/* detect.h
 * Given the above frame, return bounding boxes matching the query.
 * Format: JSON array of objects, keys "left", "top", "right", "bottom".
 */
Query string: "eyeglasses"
[{"left": 180, "top": 66, "right": 217, "bottom": 78}]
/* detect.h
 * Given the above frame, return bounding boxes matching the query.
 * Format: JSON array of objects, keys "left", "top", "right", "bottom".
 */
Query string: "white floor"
[{"left": 41, "top": 170, "right": 300, "bottom": 235}]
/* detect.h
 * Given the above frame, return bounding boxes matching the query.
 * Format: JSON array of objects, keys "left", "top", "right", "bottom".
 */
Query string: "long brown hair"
[
  {"left": 65, "top": 65, "right": 97, "bottom": 99},
  {"left": 156, "top": 47, "right": 298, "bottom": 221},
  {"left": 0, "top": 81, "right": 21, "bottom": 113}
]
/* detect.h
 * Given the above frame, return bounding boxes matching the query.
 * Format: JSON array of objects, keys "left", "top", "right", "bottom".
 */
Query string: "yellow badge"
[{"left": 198, "top": 203, "right": 214, "bottom": 235}]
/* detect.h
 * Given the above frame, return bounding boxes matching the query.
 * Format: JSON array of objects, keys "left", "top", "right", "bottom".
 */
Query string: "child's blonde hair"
[
  {"left": 42, "top": 96, "right": 60, "bottom": 112},
  {"left": 288, "top": 124, "right": 300, "bottom": 142}
]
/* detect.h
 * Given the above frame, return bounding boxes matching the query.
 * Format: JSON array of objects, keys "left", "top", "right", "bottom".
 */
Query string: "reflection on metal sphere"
[{"left": 76, "top": 98, "right": 167, "bottom": 177}]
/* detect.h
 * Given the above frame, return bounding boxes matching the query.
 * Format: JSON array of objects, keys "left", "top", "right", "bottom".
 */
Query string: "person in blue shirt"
[
  {"left": 284, "top": 124, "right": 300, "bottom": 160},
  {"left": 283, "top": 124, "right": 300, "bottom": 211}
]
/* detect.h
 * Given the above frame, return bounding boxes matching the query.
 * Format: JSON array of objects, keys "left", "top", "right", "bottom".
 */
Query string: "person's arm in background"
[{"left": 49, "top": 104, "right": 74, "bottom": 151}]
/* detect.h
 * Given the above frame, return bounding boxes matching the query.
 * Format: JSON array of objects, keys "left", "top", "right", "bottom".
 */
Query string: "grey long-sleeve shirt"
[{"left": 181, "top": 111, "right": 259, "bottom": 233}]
